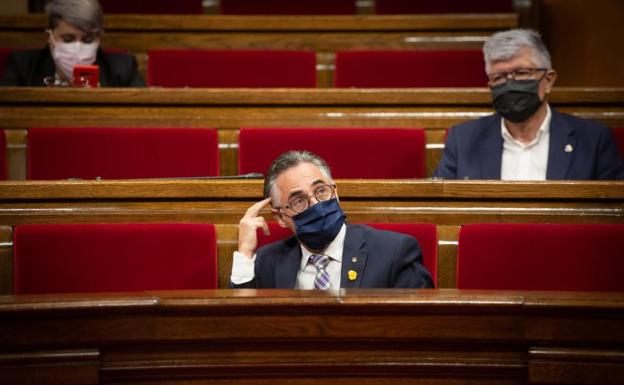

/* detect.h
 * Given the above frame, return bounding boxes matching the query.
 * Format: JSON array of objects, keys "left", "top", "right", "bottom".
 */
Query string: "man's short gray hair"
[
  {"left": 46, "top": 0, "right": 103, "bottom": 33},
  {"left": 264, "top": 150, "right": 334, "bottom": 206},
  {"left": 483, "top": 29, "right": 551, "bottom": 73}
]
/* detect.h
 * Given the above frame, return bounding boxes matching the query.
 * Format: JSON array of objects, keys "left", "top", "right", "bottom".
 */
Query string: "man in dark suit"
[
  {"left": 1, "top": 0, "right": 144, "bottom": 87},
  {"left": 230, "top": 150, "right": 433, "bottom": 289},
  {"left": 434, "top": 29, "right": 624, "bottom": 180}
]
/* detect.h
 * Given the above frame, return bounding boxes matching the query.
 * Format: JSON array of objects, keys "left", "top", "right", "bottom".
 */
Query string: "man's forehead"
[{"left": 276, "top": 163, "right": 327, "bottom": 193}]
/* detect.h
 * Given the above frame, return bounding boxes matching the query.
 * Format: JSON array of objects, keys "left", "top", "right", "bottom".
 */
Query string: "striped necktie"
[{"left": 309, "top": 254, "right": 331, "bottom": 289}]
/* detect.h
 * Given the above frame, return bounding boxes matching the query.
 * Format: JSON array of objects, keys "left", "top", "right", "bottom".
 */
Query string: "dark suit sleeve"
[
  {"left": 595, "top": 126, "right": 624, "bottom": 180},
  {"left": 390, "top": 235, "right": 434, "bottom": 288},
  {"left": 125, "top": 55, "right": 145, "bottom": 87},
  {"left": 229, "top": 278, "right": 259, "bottom": 288},
  {"left": 433, "top": 127, "right": 459, "bottom": 179},
  {"left": 1, "top": 52, "right": 25, "bottom": 86}
]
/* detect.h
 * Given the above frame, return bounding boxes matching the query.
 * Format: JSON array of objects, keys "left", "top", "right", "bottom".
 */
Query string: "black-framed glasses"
[
  {"left": 487, "top": 68, "right": 548, "bottom": 86},
  {"left": 282, "top": 184, "right": 336, "bottom": 214}
]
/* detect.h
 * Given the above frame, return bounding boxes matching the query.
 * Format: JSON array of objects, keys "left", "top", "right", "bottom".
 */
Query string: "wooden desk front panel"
[{"left": 1, "top": 290, "right": 623, "bottom": 385}]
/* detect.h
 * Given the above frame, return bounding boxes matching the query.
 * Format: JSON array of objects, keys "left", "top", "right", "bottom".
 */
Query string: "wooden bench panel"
[
  {"left": 0, "top": 180, "right": 622, "bottom": 289},
  {"left": 1, "top": 88, "right": 622, "bottom": 179},
  {"left": 1, "top": 290, "right": 623, "bottom": 385}
]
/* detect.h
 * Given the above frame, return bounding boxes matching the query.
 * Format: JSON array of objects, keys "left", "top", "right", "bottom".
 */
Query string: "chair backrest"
[
  {"left": 457, "top": 223, "right": 624, "bottom": 291},
  {"left": 257, "top": 222, "right": 437, "bottom": 285},
  {"left": 334, "top": 50, "right": 487, "bottom": 88},
  {"left": 147, "top": 49, "right": 316, "bottom": 88},
  {"left": 612, "top": 127, "right": 624, "bottom": 159},
  {"left": 0, "top": 129, "right": 6, "bottom": 180},
  {"left": 375, "top": 0, "right": 513, "bottom": 14},
  {"left": 27, "top": 127, "right": 219, "bottom": 180},
  {"left": 99, "top": 0, "right": 203, "bottom": 14},
  {"left": 238, "top": 127, "right": 426, "bottom": 178},
  {"left": 220, "top": 0, "right": 356, "bottom": 14},
  {"left": 13, "top": 223, "right": 218, "bottom": 294}
]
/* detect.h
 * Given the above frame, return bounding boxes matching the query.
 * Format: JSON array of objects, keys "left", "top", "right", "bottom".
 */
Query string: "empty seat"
[
  {"left": 613, "top": 127, "right": 624, "bottom": 159},
  {"left": 220, "top": 0, "right": 356, "bottom": 15},
  {"left": 13, "top": 223, "right": 218, "bottom": 294},
  {"left": 335, "top": 50, "right": 487, "bottom": 88},
  {"left": 0, "top": 129, "right": 6, "bottom": 180},
  {"left": 457, "top": 223, "right": 624, "bottom": 291},
  {"left": 147, "top": 49, "right": 316, "bottom": 88},
  {"left": 375, "top": 0, "right": 513, "bottom": 14},
  {"left": 99, "top": 0, "right": 203, "bottom": 14},
  {"left": 27, "top": 127, "right": 219, "bottom": 180},
  {"left": 257, "top": 222, "right": 437, "bottom": 285},
  {"left": 238, "top": 127, "right": 426, "bottom": 178}
]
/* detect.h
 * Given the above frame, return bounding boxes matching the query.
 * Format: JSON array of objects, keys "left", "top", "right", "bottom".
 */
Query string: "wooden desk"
[
  {"left": 0, "top": 179, "right": 622, "bottom": 291},
  {"left": 1, "top": 87, "right": 623, "bottom": 179},
  {"left": 0, "top": 14, "right": 518, "bottom": 85},
  {"left": 1, "top": 289, "right": 623, "bottom": 385}
]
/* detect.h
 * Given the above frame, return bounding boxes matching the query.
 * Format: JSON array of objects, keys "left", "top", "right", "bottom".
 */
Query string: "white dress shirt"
[
  {"left": 230, "top": 224, "right": 346, "bottom": 289},
  {"left": 500, "top": 104, "right": 551, "bottom": 180}
]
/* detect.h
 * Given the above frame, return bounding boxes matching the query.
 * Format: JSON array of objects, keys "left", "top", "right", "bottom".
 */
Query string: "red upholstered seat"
[
  {"left": 334, "top": 50, "right": 487, "bottom": 88},
  {"left": 257, "top": 222, "right": 437, "bottom": 285},
  {"left": 612, "top": 127, "right": 624, "bottom": 159},
  {"left": 13, "top": 223, "right": 218, "bottom": 294},
  {"left": 0, "top": 129, "right": 6, "bottom": 180},
  {"left": 375, "top": 0, "right": 513, "bottom": 14},
  {"left": 99, "top": 0, "right": 203, "bottom": 14},
  {"left": 238, "top": 127, "right": 426, "bottom": 178},
  {"left": 147, "top": 49, "right": 316, "bottom": 88},
  {"left": 457, "top": 223, "right": 624, "bottom": 291},
  {"left": 220, "top": 0, "right": 356, "bottom": 14},
  {"left": 27, "top": 127, "right": 219, "bottom": 180}
]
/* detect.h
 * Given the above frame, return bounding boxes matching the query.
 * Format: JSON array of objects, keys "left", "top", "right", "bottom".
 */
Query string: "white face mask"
[{"left": 49, "top": 33, "right": 99, "bottom": 80}]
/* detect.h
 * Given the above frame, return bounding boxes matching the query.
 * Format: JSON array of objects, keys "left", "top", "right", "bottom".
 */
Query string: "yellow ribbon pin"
[{"left": 348, "top": 270, "right": 357, "bottom": 281}]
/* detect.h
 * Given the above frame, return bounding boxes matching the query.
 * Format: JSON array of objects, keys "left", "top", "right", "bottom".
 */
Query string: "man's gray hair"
[
  {"left": 46, "top": 0, "right": 103, "bottom": 33},
  {"left": 483, "top": 29, "right": 551, "bottom": 73},
  {"left": 264, "top": 150, "right": 334, "bottom": 206}
]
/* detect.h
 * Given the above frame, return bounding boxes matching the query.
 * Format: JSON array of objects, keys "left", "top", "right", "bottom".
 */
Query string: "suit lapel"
[
  {"left": 340, "top": 225, "right": 367, "bottom": 288},
  {"left": 479, "top": 116, "right": 503, "bottom": 179},
  {"left": 275, "top": 243, "right": 301, "bottom": 288},
  {"left": 546, "top": 109, "right": 576, "bottom": 180}
]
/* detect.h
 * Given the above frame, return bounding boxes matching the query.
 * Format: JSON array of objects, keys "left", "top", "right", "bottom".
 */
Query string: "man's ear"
[
  {"left": 545, "top": 69, "right": 557, "bottom": 93},
  {"left": 272, "top": 208, "right": 288, "bottom": 228}
]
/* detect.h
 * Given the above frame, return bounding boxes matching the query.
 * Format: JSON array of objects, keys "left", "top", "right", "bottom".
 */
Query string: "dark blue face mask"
[
  {"left": 490, "top": 78, "right": 544, "bottom": 123},
  {"left": 292, "top": 198, "right": 346, "bottom": 251}
]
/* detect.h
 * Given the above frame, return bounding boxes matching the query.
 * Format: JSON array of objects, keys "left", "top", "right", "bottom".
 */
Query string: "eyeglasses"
[
  {"left": 487, "top": 68, "right": 548, "bottom": 86},
  {"left": 282, "top": 184, "right": 336, "bottom": 214}
]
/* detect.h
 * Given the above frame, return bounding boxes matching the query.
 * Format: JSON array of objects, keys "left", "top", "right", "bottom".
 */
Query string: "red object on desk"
[{"left": 73, "top": 64, "right": 99, "bottom": 87}]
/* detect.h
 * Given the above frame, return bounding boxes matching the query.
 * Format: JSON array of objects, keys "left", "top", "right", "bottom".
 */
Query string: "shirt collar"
[
  {"left": 501, "top": 104, "right": 551, "bottom": 149},
  {"left": 300, "top": 223, "right": 346, "bottom": 270}
]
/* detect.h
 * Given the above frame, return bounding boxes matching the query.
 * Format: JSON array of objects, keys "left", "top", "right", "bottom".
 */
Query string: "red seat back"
[
  {"left": 220, "top": 0, "right": 356, "bottom": 14},
  {"left": 0, "top": 129, "right": 6, "bottom": 180},
  {"left": 27, "top": 127, "right": 219, "bottom": 180},
  {"left": 13, "top": 223, "right": 218, "bottom": 294},
  {"left": 99, "top": 0, "right": 203, "bottom": 14},
  {"left": 257, "top": 222, "right": 437, "bottom": 285},
  {"left": 239, "top": 127, "right": 426, "bottom": 178},
  {"left": 375, "top": 0, "right": 513, "bottom": 14},
  {"left": 612, "top": 127, "right": 624, "bottom": 159},
  {"left": 334, "top": 50, "right": 487, "bottom": 88},
  {"left": 147, "top": 49, "right": 316, "bottom": 88},
  {"left": 457, "top": 223, "right": 624, "bottom": 291}
]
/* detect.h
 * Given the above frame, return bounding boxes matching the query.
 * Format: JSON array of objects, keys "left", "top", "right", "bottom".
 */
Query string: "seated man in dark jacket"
[
  {"left": 434, "top": 29, "right": 623, "bottom": 180},
  {"left": 230, "top": 150, "right": 434, "bottom": 289},
  {"left": 1, "top": 0, "right": 144, "bottom": 87}
]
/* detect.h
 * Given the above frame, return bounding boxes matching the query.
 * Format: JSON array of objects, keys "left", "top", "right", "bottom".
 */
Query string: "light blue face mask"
[{"left": 292, "top": 198, "right": 345, "bottom": 250}]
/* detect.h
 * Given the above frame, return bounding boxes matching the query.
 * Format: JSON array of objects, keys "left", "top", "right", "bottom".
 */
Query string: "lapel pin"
[
  {"left": 351, "top": 256, "right": 358, "bottom": 263},
  {"left": 348, "top": 270, "right": 358, "bottom": 281},
  {"left": 565, "top": 144, "right": 573, "bottom": 152}
]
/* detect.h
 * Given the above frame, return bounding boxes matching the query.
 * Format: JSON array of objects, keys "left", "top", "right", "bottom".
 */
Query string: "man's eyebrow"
[{"left": 286, "top": 179, "right": 327, "bottom": 200}]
